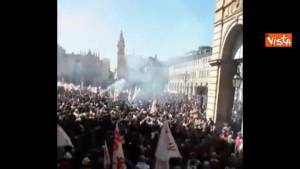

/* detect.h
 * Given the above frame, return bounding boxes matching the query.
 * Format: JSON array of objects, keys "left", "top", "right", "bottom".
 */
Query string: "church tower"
[{"left": 117, "top": 31, "right": 127, "bottom": 79}]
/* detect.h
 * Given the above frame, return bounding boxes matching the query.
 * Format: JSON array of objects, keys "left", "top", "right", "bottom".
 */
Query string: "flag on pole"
[
  {"left": 131, "top": 87, "right": 140, "bottom": 102},
  {"left": 154, "top": 121, "right": 181, "bottom": 169},
  {"left": 114, "top": 71, "right": 118, "bottom": 80},
  {"left": 150, "top": 99, "right": 157, "bottom": 114},
  {"left": 57, "top": 124, "right": 73, "bottom": 147},
  {"left": 103, "top": 140, "right": 111, "bottom": 169},
  {"left": 112, "top": 123, "right": 126, "bottom": 169},
  {"left": 128, "top": 88, "right": 132, "bottom": 102}
]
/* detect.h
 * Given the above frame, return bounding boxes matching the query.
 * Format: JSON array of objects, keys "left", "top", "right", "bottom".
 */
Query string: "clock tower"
[{"left": 117, "top": 31, "right": 128, "bottom": 79}]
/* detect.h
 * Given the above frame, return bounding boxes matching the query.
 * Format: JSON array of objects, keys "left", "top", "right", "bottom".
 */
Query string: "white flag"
[
  {"left": 154, "top": 121, "right": 181, "bottom": 169},
  {"left": 128, "top": 89, "right": 132, "bottom": 102},
  {"left": 150, "top": 99, "right": 157, "bottom": 114},
  {"left": 57, "top": 124, "right": 73, "bottom": 147},
  {"left": 113, "top": 89, "right": 120, "bottom": 101},
  {"left": 112, "top": 123, "right": 126, "bottom": 169},
  {"left": 103, "top": 140, "right": 111, "bottom": 169},
  {"left": 132, "top": 87, "right": 140, "bottom": 101}
]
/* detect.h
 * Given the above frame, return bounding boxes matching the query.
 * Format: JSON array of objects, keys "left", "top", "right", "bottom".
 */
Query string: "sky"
[{"left": 58, "top": 0, "right": 215, "bottom": 70}]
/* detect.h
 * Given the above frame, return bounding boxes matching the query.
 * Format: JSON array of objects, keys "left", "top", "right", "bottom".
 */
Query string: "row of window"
[
  {"left": 169, "top": 83, "right": 193, "bottom": 91},
  {"left": 169, "top": 82, "right": 207, "bottom": 91},
  {"left": 173, "top": 57, "right": 210, "bottom": 69},
  {"left": 171, "top": 70, "right": 209, "bottom": 80},
  {"left": 193, "top": 57, "right": 209, "bottom": 66}
]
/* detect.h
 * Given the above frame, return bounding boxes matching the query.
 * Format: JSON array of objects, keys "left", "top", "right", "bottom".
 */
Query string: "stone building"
[
  {"left": 116, "top": 31, "right": 128, "bottom": 80},
  {"left": 207, "top": 0, "right": 243, "bottom": 131},
  {"left": 57, "top": 45, "right": 112, "bottom": 87},
  {"left": 168, "top": 46, "right": 212, "bottom": 100}
]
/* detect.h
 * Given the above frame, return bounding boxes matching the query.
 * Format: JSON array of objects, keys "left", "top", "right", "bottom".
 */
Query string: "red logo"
[{"left": 265, "top": 33, "right": 292, "bottom": 47}]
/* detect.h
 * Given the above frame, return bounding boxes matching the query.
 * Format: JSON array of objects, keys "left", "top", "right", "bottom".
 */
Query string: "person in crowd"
[
  {"left": 234, "top": 132, "right": 242, "bottom": 154},
  {"left": 186, "top": 152, "right": 201, "bottom": 169},
  {"left": 136, "top": 155, "right": 150, "bottom": 169},
  {"left": 59, "top": 151, "right": 73, "bottom": 169},
  {"left": 227, "top": 132, "right": 235, "bottom": 153},
  {"left": 209, "top": 152, "right": 221, "bottom": 169},
  {"left": 81, "top": 157, "right": 92, "bottom": 169},
  {"left": 202, "top": 161, "right": 211, "bottom": 169}
]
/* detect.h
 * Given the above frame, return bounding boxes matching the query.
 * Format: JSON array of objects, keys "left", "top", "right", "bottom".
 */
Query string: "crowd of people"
[{"left": 57, "top": 86, "right": 243, "bottom": 169}]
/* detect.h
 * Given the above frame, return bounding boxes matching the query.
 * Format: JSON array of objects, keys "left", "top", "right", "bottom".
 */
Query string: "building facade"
[
  {"left": 207, "top": 0, "right": 243, "bottom": 131},
  {"left": 57, "top": 45, "right": 112, "bottom": 87},
  {"left": 168, "top": 46, "right": 212, "bottom": 99}
]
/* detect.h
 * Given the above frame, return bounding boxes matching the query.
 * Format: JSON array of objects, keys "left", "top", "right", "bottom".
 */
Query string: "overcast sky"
[{"left": 58, "top": 0, "right": 215, "bottom": 70}]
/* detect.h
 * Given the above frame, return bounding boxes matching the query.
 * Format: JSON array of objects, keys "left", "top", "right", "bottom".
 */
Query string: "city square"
[{"left": 58, "top": 1, "right": 243, "bottom": 169}]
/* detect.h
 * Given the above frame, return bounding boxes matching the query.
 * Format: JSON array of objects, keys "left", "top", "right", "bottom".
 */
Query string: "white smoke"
[
  {"left": 125, "top": 55, "right": 169, "bottom": 98},
  {"left": 104, "top": 78, "right": 127, "bottom": 93}
]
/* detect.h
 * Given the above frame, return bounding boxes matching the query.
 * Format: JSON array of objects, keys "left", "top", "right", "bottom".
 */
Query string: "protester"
[{"left": 186, "top": 152, "right": 201, "bottom": 169}]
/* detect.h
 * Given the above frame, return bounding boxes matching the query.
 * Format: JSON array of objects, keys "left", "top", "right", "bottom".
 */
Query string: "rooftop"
[{"left": 168, "top": 46, "right": 212, "bottom": 65}]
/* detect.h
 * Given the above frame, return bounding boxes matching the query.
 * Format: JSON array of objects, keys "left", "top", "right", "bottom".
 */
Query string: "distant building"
[
  {"left": 168, "top": 46, "right": 212, "bottom": 99},
  {"left": 57, "top": 45, "right": 112, "bottom": 87}
]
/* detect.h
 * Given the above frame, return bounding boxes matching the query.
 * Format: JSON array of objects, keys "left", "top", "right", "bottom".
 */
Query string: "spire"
[
  {"left": 117, "top": 30, "right": 125, "bottom": 49},
  {"left": 119, "top": 30, "right": 124, "bottom": 43}
]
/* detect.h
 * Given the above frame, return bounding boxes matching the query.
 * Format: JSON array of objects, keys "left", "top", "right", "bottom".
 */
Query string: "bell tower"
[{"left": 117, "top": 31, "right": 127, "bottom": 79}]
